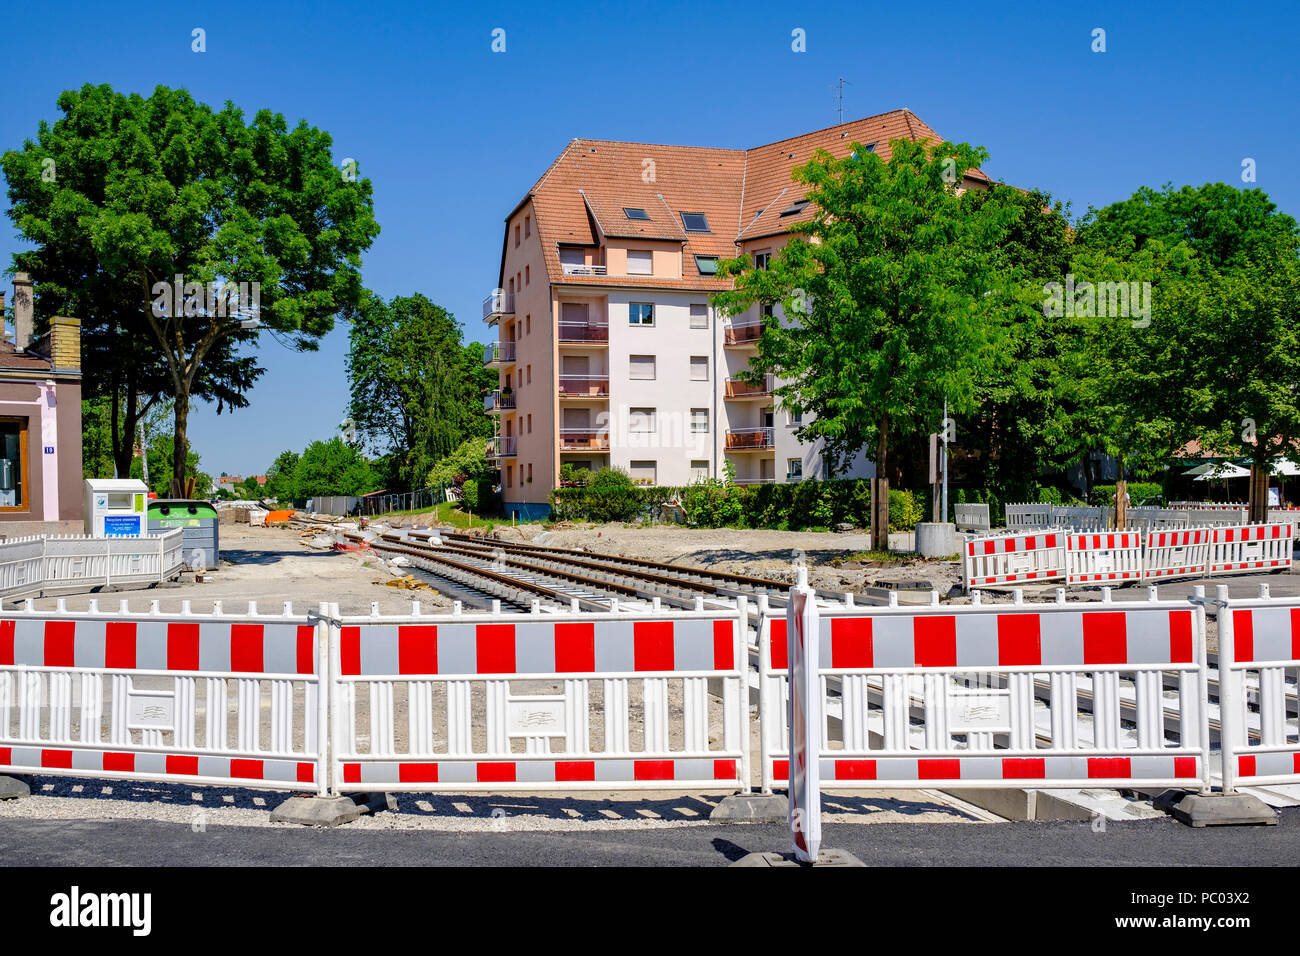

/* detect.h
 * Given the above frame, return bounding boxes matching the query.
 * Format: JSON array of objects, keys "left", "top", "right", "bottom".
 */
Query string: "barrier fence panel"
[
  {"left": 1005, "top": 503, "right": 1051, "bottom": 530},
  {"left": 330, "top": 602, "right": 749, "bottom": 793},
  {"left": 1171, "top": 502, "right": 1246, "bottom": 510},
  {"left": 954, "top": 503, "right": 990, "bottom": 532},
  {"left": 1267, "top": 509, "right": 1300, "bottom": 536},
  {"left": 0, "top": 537, "right": 46, "bottom": 600},
  {"left": 1184, "top": 507, "right": 1248, "bottom": 527},
  {"left": 1142, "top": 529, "right": 1211, "bottom": 582},
  {"left": 1066, "top": 532, "right": 1144, "bottom": 585},
  {"left": 1126, "top": 508, "right": 1190, "bottom": 533},
  {"left": 0, "top": 601, "right": 327, "bottom": 793},
  {"left": 1215, "top": 586, "right": 1300, "bottom": 790},
  {"left": 1050, "top": 506, "right": 1113, "bottom": 532},
  {"left": 757, "top": 590, "right": 1210, "bottom": 793},
  {"left": 1209, "top": 523, "right": 1294, "bottom": 576},
  {"left": 962, "top": 532, "right": 1066, "bottom": 590}
]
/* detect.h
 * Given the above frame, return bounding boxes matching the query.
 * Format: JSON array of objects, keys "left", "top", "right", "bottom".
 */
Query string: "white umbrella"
[
  {"left": 1268, "top": 459, "right": 1300, "bottom": 477},
  {"left": 1194, "top": 463, "right": 1250, "bottom": 481}
]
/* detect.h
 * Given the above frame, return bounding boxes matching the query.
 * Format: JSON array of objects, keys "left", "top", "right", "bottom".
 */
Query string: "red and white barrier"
[
  {"left": 1214, "top": 586, "right": 1300, "bottom": 791},
  {"left": 757, "top": 592, "right": 1210, "bottom": 793},
  {"left": 962, "top": 532, "right": 1066, "bottom": 589},
  {"left": 0, "top": 600, "right": 327, "bottom": 793},
  {"left": 330, "top": 603, "right": 749, "bottom": 793},
  {"left": 1066, "top": 532, "right": 1144, "bottom": 585},
  {"left": 1208, "top": 523, "right": 1293, "bottom": 576},
  {"left": 1142, "top": 528, "right": 1211, "bottom": 581}
]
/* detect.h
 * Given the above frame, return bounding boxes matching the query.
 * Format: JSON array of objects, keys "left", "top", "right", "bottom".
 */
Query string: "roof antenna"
[{"left": 831, "top": 77, "right": 850, "bottom": 125}]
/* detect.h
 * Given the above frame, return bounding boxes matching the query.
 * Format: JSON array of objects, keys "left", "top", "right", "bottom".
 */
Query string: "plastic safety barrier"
[
  {"left": 1208, "top": 523, "right": 1294, "bottom": 576},
  {"left": 1050, "top": 506, "right": 1114, "bottom": 531},
  {"left": 0, "top": 531, "right": 185, "bottom": 600},
  {"left": 1215, "top": 587, "right": 1300, "bottom": 790},
  {"left": 962, "top": 532, "right": 1066, "bottom": 589},
  {"left": 1183, "top": 507, "right": 1248, "bottom": 527},
  {"left": 1066, "top": 532, "right": 1144, "bottom": 585},
  {"left": 1004, "top": 503, "right": 1051, "bottom": 529},
  {"left": 329, "top": 603, "right": 750, "bottom": 793},
  {"left": 0, "top": 600, "right": 327, "bottom": 793},
  {"left": 1126, "top": 507, "right": 1190, "bottom": 532},
  {"left": 1142, "top": 529, "right": 1212, "bottom": 581},
  {"left": 954, "top": 503, "right": 990, "bottom": 532},
  {"left": 756, "top": 591, "right": 1209, "bottom": 793}
]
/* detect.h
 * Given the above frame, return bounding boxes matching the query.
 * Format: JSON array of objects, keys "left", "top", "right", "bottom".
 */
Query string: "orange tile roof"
[{"left": 513, "top": 109, "right": 988, "bottom": 291}]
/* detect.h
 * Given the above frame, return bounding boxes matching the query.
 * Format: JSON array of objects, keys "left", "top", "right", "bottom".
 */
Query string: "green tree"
[
  {"left": 294, "top": 437, "right": 377, "bottom": 497},
  {"left": 1, "top": 83, "right": 379, "bottom": 494},
  {"left": 712, "top": 138, "right": 1019, "bottom": 547},
  {"left": 81, "top": 397, "right": 116, "bottom": 479},
  {"left": 346, "top": 291, "right": 493, "bottom": 490},
  {"left": 263, "top": 449, "right": 300, "bottom": 502}
]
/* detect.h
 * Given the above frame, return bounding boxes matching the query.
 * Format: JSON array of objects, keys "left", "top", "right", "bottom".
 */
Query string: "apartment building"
[{"left": 483, "top": 109, "right": 988, "bottom": 520}]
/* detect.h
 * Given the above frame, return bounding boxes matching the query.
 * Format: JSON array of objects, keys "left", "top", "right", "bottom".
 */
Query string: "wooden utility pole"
[{"left": 1115, "top": 478, "right": 1128, "bottom": 529}]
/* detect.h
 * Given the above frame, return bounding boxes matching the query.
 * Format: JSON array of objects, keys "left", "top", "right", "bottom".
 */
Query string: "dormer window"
[
  {"left": 679, "top": 211, "right": 711, "bottom": 233},
  {"left": 623, "top": 207, "right": 650, "bottom": 220},
  {"left": 779, "top": 199, "right": 810, "bottom": 218}
]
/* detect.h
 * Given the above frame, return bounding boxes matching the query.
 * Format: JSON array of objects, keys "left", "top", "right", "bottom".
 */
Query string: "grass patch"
[{"left": 833, "top": 550, "right": 914, "bottom": 565}]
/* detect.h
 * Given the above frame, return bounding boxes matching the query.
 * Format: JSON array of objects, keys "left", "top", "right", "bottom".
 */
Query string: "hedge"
[
  {"left": 549, "top": 476, "right": 925, "bottom": 532},
  {"left": 1091, "top": 482, "right": 1164, "bottom": 506}
]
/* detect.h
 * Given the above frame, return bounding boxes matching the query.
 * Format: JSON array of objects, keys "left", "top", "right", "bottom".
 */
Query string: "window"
[
  {"left": 679, "top": 211, "right": 711, "bottom": 233},
  {"left": 691, "top": 460, "right": 709, "bottom": 482},
  {"left": 527, "top": 364, "right": 532, "bottom": 385},
  {"left": 629, "top": 303, "right": 654, "bottom": 326},
  {"left": 525, "top": 314, "right": 531, "bottom": 335},
  {"left": 787, "top": 406, "right": 803, "bottom": 426},
  {"left": 515, "top": 224, "right": 520, "bottom": 247},
  {"left": 694, "top": 255, "right": 719, "bottom": 275},
  {"left": 629, "top": 355, "right": 656, "bottom": 380},
  {"left": 527, "top": 414, "right": 532, "bottom": 433},
  {"left": 788, "top": 458, "right": 803, "bottom": 480},
  {"left": 629, "top": 460, "right": 657, "bottom": 485},
  {"left": 623, "top": 207, "right": 650, "bottom": 220},
  {"left": 527, "top": 463, "right": 533, "bottom": 483},
  {"left": 779, "top": 199, "right": 810, "bottom": 218},
  {"left": 559, "top": 246, "right": 585, "bottom": 268},
  {"left": 629, "top": 408, "right": 656, "bottom": 433},
  {"left": 524, "top": 214, "right": 531, "bottom": 238},
  {"left": 627, "top": 250, "right": 652, "bottom": 275},
  {"left": 0, "top": 418, "right": 27, "bottom": 510},
  {"left": 754, "top": 251, "right": 770, "bottom": 270},
  {"left": 689, "top": 304, "right": 708, "bottom": 329},
  {"left": 762, "top": 303, "right": 775, "bottom": 318},
  {"left": 525, "top": 265, "right": 530, "bottom": 284},
  {"left": 690, "top": 356, "right": 709, "bottom": 381},
  {"left": 507, "top": 465, "right": 514, "bottom": 488},
  {"left": 691, "top": 408, "right": 709, "bottom": 433}
]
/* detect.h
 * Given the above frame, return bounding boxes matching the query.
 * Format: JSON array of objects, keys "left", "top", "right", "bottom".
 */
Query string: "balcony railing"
[
  {"left": 558, "top": 374, "right": 610, "bottom": 398},
  {"left": 559, "top": 429, "right": 610, "bottom": 451},
  {"left": 484, "top": 389, "right": 516, "bottom": 413},
  {"left": 558, "top": 321, "right": 609, "bottom": 344},
  {"left": 486, "top": 436, "right": 517, "bottom": 458},
  {"left": 725, "top": 427, "right": 775, "bottom": 450},
  {"left": 733, "top": 477, "right": 777, "bottom": 485},
  {"left": 724, "top": 320, "right": 763, "bottom": 346},
  {"left": 483, "top": 341, "right": 516, "bottom": 365},
  {"left": 724, "top": 376, "right": 771, "bottom": 399},
  {"left": 561, "top": 263, "right": 608, "bottom": 276},
  {"left": 482, "top": 290, "right": 516, "bottom": 322}
]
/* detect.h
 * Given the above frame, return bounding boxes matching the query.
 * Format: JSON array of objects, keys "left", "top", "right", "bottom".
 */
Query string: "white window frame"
[
  {"left": 629, "top": 303, "right": 655, "bottom": 326},
  {"left": 689, "top": 304, "right": 709, "bottom": 329},
  {"left": 629, "top": 354, "right": 656, "bottom": 380},
  {"left": 690, "top": 356, "right": 709, "bottom": 381},
  {"left": 629, "top": 409, "right": 657, "bottom": 433},
  {"left": 690, "top": 408, "right": 709, "bottom": 433}
]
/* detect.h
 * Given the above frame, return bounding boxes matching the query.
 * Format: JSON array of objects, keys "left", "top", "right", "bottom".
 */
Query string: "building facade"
[
  {"left": 0, "top": 273, "right": 84, "bottom": 529},
  {"left": 483, "top": 110, "right": 986, "bottom": 520}
]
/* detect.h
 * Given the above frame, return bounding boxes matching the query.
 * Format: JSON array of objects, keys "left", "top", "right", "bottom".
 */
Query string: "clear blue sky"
[{"left": 2, "top": 0, "right": 1297, "bottom": 477}]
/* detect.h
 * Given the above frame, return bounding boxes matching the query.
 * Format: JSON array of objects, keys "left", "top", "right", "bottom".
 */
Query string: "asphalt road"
[{"left": 2, "top": 809, "right": 1297, "bottom": 867}]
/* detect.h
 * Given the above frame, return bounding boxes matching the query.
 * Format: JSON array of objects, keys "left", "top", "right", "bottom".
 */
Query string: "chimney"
[
  {"left": 50, "top": 317, "right": 81, "bottom": 373},
  {"left": 12, "top": 273, "right": 33, "bottom": 351},
  {"left": 0, "top": 291, "right": 6, "bottom": 343}
]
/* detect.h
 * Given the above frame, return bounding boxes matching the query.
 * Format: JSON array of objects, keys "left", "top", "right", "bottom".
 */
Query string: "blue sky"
[{"left": 2, "top": 0, "right": 1297, "bottom": 477}]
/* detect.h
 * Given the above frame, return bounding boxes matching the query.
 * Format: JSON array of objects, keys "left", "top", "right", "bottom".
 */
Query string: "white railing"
[
  {"left": 487, "top": 436, "right": 517, "bottom": 458},
  {"left": 482, "top": 290, "right": 515, "bottom": 320},
  {"left": 0, "top": 530, "right": 185, "bottom": 600},
  {"left": 561, "top": 263, "right": 608, "bottom": 276},
  {"left": 483, "top": 341, "right": 516, "bottom": 365}
]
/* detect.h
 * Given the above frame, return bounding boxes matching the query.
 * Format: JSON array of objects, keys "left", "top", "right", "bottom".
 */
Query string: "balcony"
[
  {"left": 561, "top": 263, "right": 608, "bottom": 277},
  {"left": 560, "top": 429, "right": 610, "bottom": 452},
  {"left": 484, "top": 389, "right": 516, "bottom": 413},
  {"left": 483, "top": 341, "right": 516, "bottom": 366},
  {"left": 733, "top": 477, "right": 777, "bottom": 485},
  {"left": 724, "top": 376, "right": 771, "bottom": 399},
  {"left": 559, "top": 321, "right": 609, "bottom": 344},
  {"left": 558, "top": 375, "right": 610, "bottom": 398},
  {"left": 486, "top": 436, "right": 517, "bottom": 459},
  {"left": 725, "top": 427, "right": 775, "bottom": 450},
  {"left": 483, "top": 290, "right": 516, "bottom": 324},
  {"left": 724, "top": 320, "right": 763, "bottom": 346}
]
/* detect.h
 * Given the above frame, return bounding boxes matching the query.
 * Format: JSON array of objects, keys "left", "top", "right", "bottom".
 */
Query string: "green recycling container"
[{"left": 147, "top": 499, "right": 219, "bottom": 570}]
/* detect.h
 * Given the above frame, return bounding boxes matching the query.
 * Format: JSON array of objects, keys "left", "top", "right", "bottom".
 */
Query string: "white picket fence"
[{"left": 0, "top": 531, "right": 185, "bottom": 600}]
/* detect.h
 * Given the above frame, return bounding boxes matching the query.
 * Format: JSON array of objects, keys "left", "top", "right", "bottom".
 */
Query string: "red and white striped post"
[{"left": 787, "top": 566, "right": 822, "bottom": 863}]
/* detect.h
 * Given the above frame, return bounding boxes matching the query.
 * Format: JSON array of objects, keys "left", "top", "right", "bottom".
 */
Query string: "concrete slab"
[
  {"left": 269, "top": 795, "right": 366, "bottom": 828},
  {"left": 710, "top": 793, "right": 787, "bottom": 824},
  {"left": 1166, "top": 792, "right": 1278, "bottom": 828},
  {"left": 0, "top": 776, "right": 30, "bottom": 800},
  {"left": 732, "top": 848, "right": 866, "bottom": 867}
]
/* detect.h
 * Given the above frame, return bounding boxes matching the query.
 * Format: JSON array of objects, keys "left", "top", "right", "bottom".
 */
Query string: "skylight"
[
  {"left": 679, "top": 211, "right": 711, "bottom": 233},
  {"left": 779, "top": 199, "right": 811, "bottom": 217},
  {"left": 695, "top": 255, "right": 719, "bottom": 275},
  {"left": 623, "top": 207, "right": 650, "bottom": 220}
]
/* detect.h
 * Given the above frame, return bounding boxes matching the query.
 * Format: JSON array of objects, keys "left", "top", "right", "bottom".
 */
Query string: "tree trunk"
[
  {"left": 1115, "top": 477, "right": 1128, "bottom": 530},
  {"left": 110, "top": 390, "right": 140, "bottom": 480},
  {"left": 1249, "top": 461, "right": 1269, "bottom": 523},
  {"left": 871, "top": 417, "right": 890, "bottom": 552},
  {"left": 171, "top": 392, "right": 189, "bottom": 498}
]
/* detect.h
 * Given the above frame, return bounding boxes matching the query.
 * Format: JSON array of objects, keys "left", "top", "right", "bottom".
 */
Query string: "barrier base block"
[
  {"left": 1165, "top": 792, "right": 1278, "bottom": 828},
  {"left": 732, "top": 848, "right": 866, "bottom": 868},
  {"left": 710, "top": 793, "right": 787, "bottom": 824},
  {"left": 0, "top": 775, "right": 30, "bottom": 800},
  {"left": 270, "top": 795, "right": 369, "bottom": 828}
]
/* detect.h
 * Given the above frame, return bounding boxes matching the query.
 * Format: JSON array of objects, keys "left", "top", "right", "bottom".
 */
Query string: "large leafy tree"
[
  {"left": 1, "top": 83, "right": 379, "bottom": 494},
  {"left": 712, "top": 138, "right": 1019, "bottom": 547},
  {"left": 293, "top": 437, "right": 377, "bottom": 497},
  {"left": 346, "top": 291, "right": 494, "bottom": 491}
]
